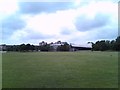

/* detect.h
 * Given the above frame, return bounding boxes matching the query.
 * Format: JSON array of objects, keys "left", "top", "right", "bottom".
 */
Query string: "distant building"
[
  {"left": 39, "top": 41, "right": 47, "bottom": 46},
  {"left": 0, "top": 44, "right": 6, "bottom": 51},
  {"left": 39, "top": 41, "right": 92, "bottom": 51},
  {"left": 70, "top": 45, "right": 91, "bottom": 51},
  {"left": 50, "top": 43, "right": 62, "bottom": 51},
  {"left": 50, "top": 41, "right": 66, "bottom": 51}
]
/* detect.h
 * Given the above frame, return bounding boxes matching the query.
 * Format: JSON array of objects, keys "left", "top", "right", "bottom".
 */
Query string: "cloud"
[
  {"left": 60, "top": 29, "right": 72, "bottom": 35},
  {"left": 75, "top": 13, "right": 110, "bottom": 31},
  {"left": 10, "top": 29, "right": 53, "bottom": 41},
  {"left": 26, "top": 30, "right": 54, "bottom": 41},
  {"left": 2, "top": 15, "right": 26, "bottom": 30},
  {"left": 2, "top": 14, "right": 26, "bottom": 40},
  {"left": 94, "top": 27, "right": 118, "bottom": 40},
  {"left": 1, "top": 0, "right": 118, "bottom": 46},
  {"left": 0, "top": 0, "right": 19, "bottom": 19},
  {"left": 19, "top": 2, "right": 74, "bottom": 14},
  {"left": 21, "top": 10, "right": 76, "bottom": 35},
  {"left": 67, "top": 26, "right": 117, "bottom": 47}
]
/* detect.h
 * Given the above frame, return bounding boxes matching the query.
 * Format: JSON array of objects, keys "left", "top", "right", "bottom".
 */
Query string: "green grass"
[{"left": 2, "top": 51, "right": 118, "bottom": 88}]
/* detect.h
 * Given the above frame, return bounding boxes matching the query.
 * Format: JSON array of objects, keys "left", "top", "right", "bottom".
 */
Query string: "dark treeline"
[
  {"left": 39, "top": 41, "right": 70, "bottom": 51},
  {"left": 1, "top": 36, "right": 120, "bottom": 52},
  {"left": 5, "top": 44, "right": 36, "bottom": 52},
  {"left": 3, "top": 42, "right": 71, "bottom": 52},
  {"left": 89, "top": 36, "right": 120, "bottom": 51},
  {"left": 39, "top": 43, "right": 52, "bottom": 51},
  {"left": 57, "top": 42, "right": 70, "bottom": 51}
]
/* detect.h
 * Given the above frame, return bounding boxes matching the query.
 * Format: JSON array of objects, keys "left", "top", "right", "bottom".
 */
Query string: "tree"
[
  {"left": 40, "top": 44, "right": 51, "bottom": 51},
  {"left": 92, "top": 41, "right": 100, "bottom": 51},
  {"left": 34, "top": 46, "right": 40, "bottom": 51},
  {"left": 99, "top": 40, "right": 108, "bottom": 51},
  {"left": 19, "top": 44, "right": 26, "bottom": 52},
  {"left": 26, "top": 44, "right": 31, "bottom": 51},
  {"left": 57, "top": 42, "right": 70, "bottom": 51},
  {"left": 110, "top": 40, "right": 116, "bottom": 50},
  {"left": 115, "top": 36, "right": 120, "bottom": 51},
  {"left": 12, "top": 45, "right": 20, "bottom": 51},
  {"left": 88, "top": 42, "right": 94, "bottom": 51},
  {"left": 90, "top": 36, "right": 120, "bottom": 51},
  {"left": 30, "top": 45, "right": 35, "bottom": 51}
]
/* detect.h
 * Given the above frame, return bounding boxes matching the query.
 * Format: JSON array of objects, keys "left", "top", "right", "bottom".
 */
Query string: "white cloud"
[
  {"left": 0, "top": 0, "right": 19, "bottom": 20},
  {"left": 10, "top": 29, "right": 28, "bottom": 41},
  {"left": 3, "top": 0, "right": 118, "bottom": 46},
  {"left": 22, "top": 9, "right": 77, "bottom": 35}
]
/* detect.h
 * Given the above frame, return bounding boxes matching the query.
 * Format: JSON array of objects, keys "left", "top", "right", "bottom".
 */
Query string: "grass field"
[{"left": 2, "top": 51, "right": 118, "bottom": 88}]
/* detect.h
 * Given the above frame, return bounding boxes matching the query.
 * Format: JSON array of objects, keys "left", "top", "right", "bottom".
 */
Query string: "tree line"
[
  {"left": 39, "top": 41, "right": 70, "bottom": 51},
  {"left": 1, "top": 36, "right": 120, "bottom": 52},
  {"left": 88, "top": 36, "right": 120, "bottom": 51},
  {"left": 3, "top": 42, "right": 70, "bottom": 52},
  {"left": 5, "top": 44, "right": 36, "bottom": 52}
]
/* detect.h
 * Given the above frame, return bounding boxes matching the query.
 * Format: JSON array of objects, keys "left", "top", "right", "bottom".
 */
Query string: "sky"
[{"left": 0, "top": 0, "right": 118, "bottom": 47}]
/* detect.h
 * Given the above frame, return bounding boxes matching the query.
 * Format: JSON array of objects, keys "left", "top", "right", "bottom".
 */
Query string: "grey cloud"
[
  {"left": 75, "top": 14, "right": 110, "bottom": 32},
  {"left": 29, "top": 33, "right": 53, "bottom": 40},
  {"left": 69, "top": 27, "right": 117, "bottom": 46},
  {"left": 2, "top": 28, "right": 14, "bottom": 40},
  {"left": 2, "top": 15, "right": 26, "bottom": 30},
  {"left": 95, "top": 28, "right": 118, "bottom": 40},
  {"left": 2, "top": 15, "right": 26, "bottom": 39},
  {"left": 19, "top": 2, "right": 74, "bottom": 14},
  {"left": 60, "top": 28, "right": 72, "bottom": 35},
  {"left": 87, "top": 26, "right": 118, "bottom": 41}
]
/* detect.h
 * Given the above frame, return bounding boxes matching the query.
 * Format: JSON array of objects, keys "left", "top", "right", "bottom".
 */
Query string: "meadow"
[{"left": 2, "top": 51, "right": 118, "bottom": 88}]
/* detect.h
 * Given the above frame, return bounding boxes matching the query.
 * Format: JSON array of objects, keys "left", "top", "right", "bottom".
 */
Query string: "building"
[
  {"left": 70, "top": 45, "right": 91, "bottom": 51},
  {"left": 0, "top": 44, "right": 6, "bottom": 51},
  {"left": 39, "top": 41, "right": 92, "bottom": 51},
  {"left": 39, "top": 41, "right": 67, "bottom": 51}
]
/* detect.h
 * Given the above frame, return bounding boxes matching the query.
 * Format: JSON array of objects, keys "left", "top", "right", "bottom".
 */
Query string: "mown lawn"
[{"left": 2, "top": 51, "right": 118, "bottom": 88}]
